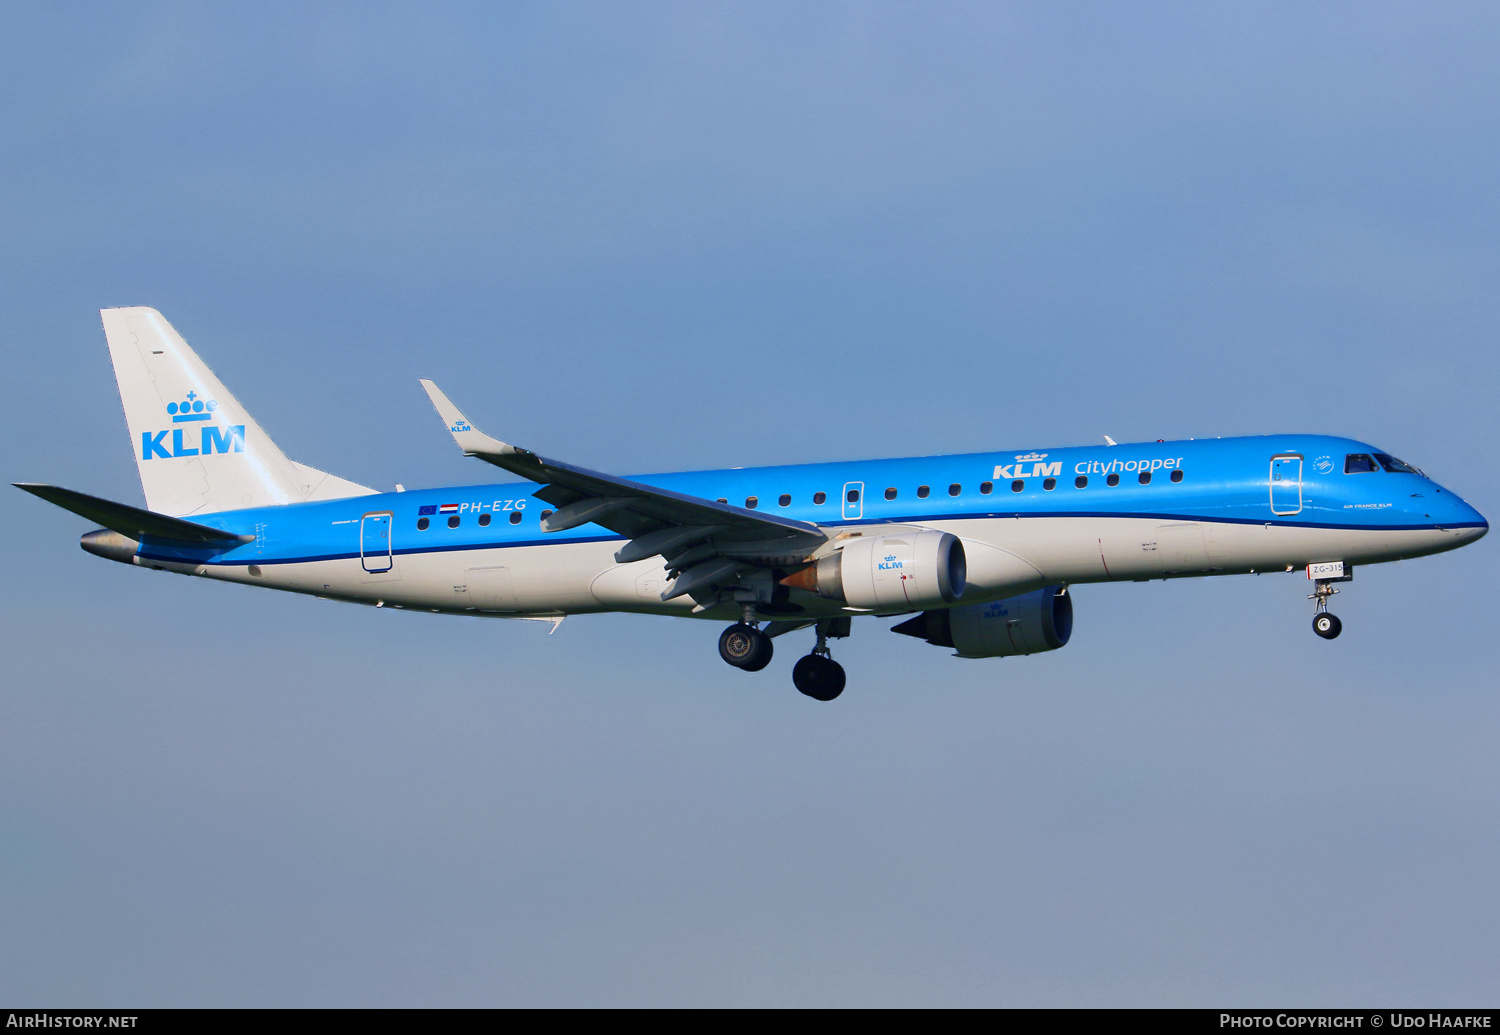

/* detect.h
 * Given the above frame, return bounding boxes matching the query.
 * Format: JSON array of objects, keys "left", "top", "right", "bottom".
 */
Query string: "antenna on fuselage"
[{"left": 1103, "top": 435, "right": 1117, "bottom": 446}]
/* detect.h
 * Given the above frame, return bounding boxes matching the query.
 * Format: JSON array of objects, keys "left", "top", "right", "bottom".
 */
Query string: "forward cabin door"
[
  {"left": 361, "top": 512, "right": 394, "bottom": 573},
  {"left": 1269, "top": 455, "right": 1303, "bottom": 516}
]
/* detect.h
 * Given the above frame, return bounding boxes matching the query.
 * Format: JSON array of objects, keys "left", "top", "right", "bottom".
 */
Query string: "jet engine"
[
  {"left": 782, "top": 529, "right": 966, "bottom": 610},
  {"left": 892, "top": 585, "right": 1073, "bottom": 658}
]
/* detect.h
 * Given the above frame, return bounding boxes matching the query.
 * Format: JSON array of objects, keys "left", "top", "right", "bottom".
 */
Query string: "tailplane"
[{"left": 101, "top": 307, "right": 375, "bottom": 516}]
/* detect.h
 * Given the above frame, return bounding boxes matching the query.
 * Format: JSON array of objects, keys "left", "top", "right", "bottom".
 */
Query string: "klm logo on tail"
[{"left": 141, "top": 393, "right": 245, "bottom": 460}]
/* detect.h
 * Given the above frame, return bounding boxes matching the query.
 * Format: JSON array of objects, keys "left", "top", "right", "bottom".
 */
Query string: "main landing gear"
[
  {"left": 718, "top": 614, "right": 848, "bottom": 701},
  {"left": 718, "top": 623, "right": 774, "bottom": 671}
]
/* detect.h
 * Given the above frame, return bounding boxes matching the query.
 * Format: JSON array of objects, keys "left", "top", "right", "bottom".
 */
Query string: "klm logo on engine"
[
  {"left": 993, "top": 452, "right": 1061, "bottom": 480},
  {"left": 878, "top": 553, "right": 905, "bottom": 571},
  {"left": 140, "top": 393, "right": 246, "bottom": 460}
]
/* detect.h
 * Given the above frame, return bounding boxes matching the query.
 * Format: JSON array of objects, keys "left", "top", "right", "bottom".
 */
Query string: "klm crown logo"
[
  {"left": 167, "top": 391, "right": 218, "bottom": 422},
  {"left": 141, "top": 391, "right": 246, "bottom": 461}
]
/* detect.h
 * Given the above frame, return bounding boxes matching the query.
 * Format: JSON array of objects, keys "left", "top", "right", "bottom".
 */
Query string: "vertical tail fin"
[{"left": 101, "top": 307, "right": 375, "bottom": 516}]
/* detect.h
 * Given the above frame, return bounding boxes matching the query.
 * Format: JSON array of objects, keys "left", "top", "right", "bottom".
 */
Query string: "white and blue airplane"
[{"left": 17, "top": 308, "right": 1490, "bottom": 700}]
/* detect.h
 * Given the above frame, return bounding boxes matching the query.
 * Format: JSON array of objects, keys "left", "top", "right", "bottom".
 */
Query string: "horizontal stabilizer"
[{"left": 14, "top": 483, "right": 254, "bottom": 544}]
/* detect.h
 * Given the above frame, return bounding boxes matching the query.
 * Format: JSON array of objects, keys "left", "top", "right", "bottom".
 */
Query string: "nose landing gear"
[{"left": 1308, "top": 567, "right": 1351, "bottom": 639}]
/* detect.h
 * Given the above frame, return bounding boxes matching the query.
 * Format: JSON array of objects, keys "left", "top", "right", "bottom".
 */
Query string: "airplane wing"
[{"left": 420, "top": 380, "right": 827, "bottom": 605}]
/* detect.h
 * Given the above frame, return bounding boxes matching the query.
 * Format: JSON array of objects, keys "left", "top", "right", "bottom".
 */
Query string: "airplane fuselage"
[{"left": 114, "top": 433, "right": 1487, "bottom": 621}]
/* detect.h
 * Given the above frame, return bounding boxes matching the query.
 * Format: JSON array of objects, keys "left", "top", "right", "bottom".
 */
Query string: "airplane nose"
[{"left": 1453, "top": 498, "right": 1487, "bottom": 541}]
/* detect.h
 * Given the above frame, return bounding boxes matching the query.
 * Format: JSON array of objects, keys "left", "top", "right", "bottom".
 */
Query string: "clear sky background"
[{"left": 2, "top": 2, "right": 1498, "bottom": 1007}]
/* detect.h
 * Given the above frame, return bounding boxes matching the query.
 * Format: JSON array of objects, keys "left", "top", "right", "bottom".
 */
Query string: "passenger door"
[
  {"left": 1270, "top": 455, "right": 1303, "bottom": 516},
  {"left": 360, "top": 512, "right": 394, "bottom": 573}
]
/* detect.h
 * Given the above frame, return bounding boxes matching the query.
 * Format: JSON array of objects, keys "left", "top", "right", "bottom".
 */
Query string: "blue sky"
[{"left": 2, "top": 2, "right": 1498, "bottom": 1005}]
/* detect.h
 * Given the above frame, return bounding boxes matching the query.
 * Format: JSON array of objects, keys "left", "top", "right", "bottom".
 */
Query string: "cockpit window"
[
  {"left": 1344, "top": 454, "right": 1378, "bottom": 473},
  {"left": 1374, "top": 453, "right": 1422, "bottom": 475}
]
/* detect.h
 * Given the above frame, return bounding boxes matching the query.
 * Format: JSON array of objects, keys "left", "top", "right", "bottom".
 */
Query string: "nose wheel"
[{"left": 1312, "top": 612, "right": 1342, "bottom": 639}]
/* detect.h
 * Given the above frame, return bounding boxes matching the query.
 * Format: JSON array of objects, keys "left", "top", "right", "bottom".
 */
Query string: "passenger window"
[
  {"left": 813, "top": 492, "right": 826, "bottom": 505},
  {"left": 745, "top": 496, "right": 758, "bottom": 509},
  {"left": 1139, "top": 471, "right": 1151, "bottom": 485},
  {"left": 948, "top": 483, "right": 961, "bottom": 496},
  {"left": 1345, "top": 454, "right": 1378, "bottom": 474},
  {"left": 1075, "top": 476, "right": 1088, "bottom": 489},
  {"left": 846, "top": 488, "right": 860, "bottom": 503},
  {"left": 884, "top": 487, "right": 897, "bottom": 501},
  {"left": 478, "top": 513, "right": 491, "bottom": 526},
  {"left": 980, "top": 481, "right": 993, "bottom": 495},
  {"left": 509, "top": 511, "right": 522, "bottom": 524},
  {"left": 540, "top": 509, "right": 553, "bottom": 522},
  {"left": 416, "top": 517, "right": 430, "bottom": 531},
  {"left": 1011, "top": 480, "right": 1024, "bottom": 492},
  {"left": 1170, "top": 469, "right": 1183, "bottom": 483},
  {"left": 1043, "top": 477, "right": 1056, "bottom": 491},
  {"left": 1106, "top": 473, "right": 1120, "bottom": 487},
  {"left": 779, "top": 494, "right": 791, "bottom": 507},
  {"left": 917, "top": 485, "right": 930, "bottom": 499},
  {"left": 448, "top": 516, "right": 460, "bottom": 528},
  {"left": 716, "top": 498, "right": 728, "bottom": 504}
]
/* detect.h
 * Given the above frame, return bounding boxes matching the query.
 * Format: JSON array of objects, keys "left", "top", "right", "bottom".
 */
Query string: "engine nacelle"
[
  {"left": 782, "top": 529, "right": 966, "bottom": 610},
  {"left": 891, "top": 585, "right": 1073, "bottom": 658}
]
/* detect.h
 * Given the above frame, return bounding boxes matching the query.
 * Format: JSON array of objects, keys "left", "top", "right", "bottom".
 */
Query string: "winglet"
[{"left": 419, "top": 379, "right": 519, "bottom": 458}]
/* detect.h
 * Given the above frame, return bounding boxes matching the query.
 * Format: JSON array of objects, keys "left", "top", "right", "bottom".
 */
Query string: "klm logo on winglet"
[
  {"left": 141, "top": 394, "right": 245, "bottom": 460},
  {"left": 450, "top": 420, "right": 471, "bottom": 433}
]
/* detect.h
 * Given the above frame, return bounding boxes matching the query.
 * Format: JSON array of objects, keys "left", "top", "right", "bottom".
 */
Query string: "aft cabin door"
[
  {"left": 1270, "top": 455, "right": 1303, "bottom": 516},
  {"left": 361, "top": 512, "right": 394, "bottom": 573}
]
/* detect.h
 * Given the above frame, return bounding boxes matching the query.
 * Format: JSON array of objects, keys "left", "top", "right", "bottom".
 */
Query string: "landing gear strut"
[{"left": 793, "top": 618, "right": 848, "bottom": 701}]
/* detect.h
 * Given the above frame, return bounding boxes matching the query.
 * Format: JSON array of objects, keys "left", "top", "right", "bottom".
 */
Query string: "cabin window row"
[
  {"left": 415, "top": 509, "right": 541, "bottom": 531},
  {"left": 716, "top": 469, "right": 1186, "bottom": 509},
  {"left": 414, "top": 466, "right": 1193, "bottom": 530}
]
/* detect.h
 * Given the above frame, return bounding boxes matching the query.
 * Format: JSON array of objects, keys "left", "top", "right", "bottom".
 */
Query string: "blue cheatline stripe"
[{"left": 136, "top": 516, "right": 1481, "bottom": 568}]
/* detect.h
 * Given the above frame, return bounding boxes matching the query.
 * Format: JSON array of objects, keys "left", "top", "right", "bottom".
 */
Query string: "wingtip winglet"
[{"left": 419, "top": 379, "right": 514, "bottom": 456}]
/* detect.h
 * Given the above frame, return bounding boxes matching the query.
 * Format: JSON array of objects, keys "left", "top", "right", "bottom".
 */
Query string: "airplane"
[{"left": 16, "top": 307, "right": 1490, "bottom": 701}]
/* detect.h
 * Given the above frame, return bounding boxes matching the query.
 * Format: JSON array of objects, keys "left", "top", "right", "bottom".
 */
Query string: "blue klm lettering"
[{"left": 141, "top": 425, "right": 246, "bottom": 460}]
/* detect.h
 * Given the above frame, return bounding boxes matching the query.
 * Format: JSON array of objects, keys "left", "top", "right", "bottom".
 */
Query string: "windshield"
[{"left": 1374, "top": 453, "right": 1422, "bottom": 475}]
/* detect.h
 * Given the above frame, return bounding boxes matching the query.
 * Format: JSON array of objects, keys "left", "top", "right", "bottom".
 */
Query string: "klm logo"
[
  {"left": 450, "top": 419, "right": 471, "bottom": 433},
  {"left": 878, "top": 553, "right": 906, "bottom": 571},
  {"left": 141, "top": 393, "right": 245, "bottom": 460},
  {"left": 993, "top": 453, "right": 1061, "bottom": 480}
]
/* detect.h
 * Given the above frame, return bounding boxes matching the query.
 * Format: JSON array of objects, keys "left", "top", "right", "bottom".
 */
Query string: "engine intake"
[
  {"left": 892, "top": 585, "right": 1073, "bottom": 658},
  {"left": 782, "top": 530, "right": 965, "bottom": 610}
]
